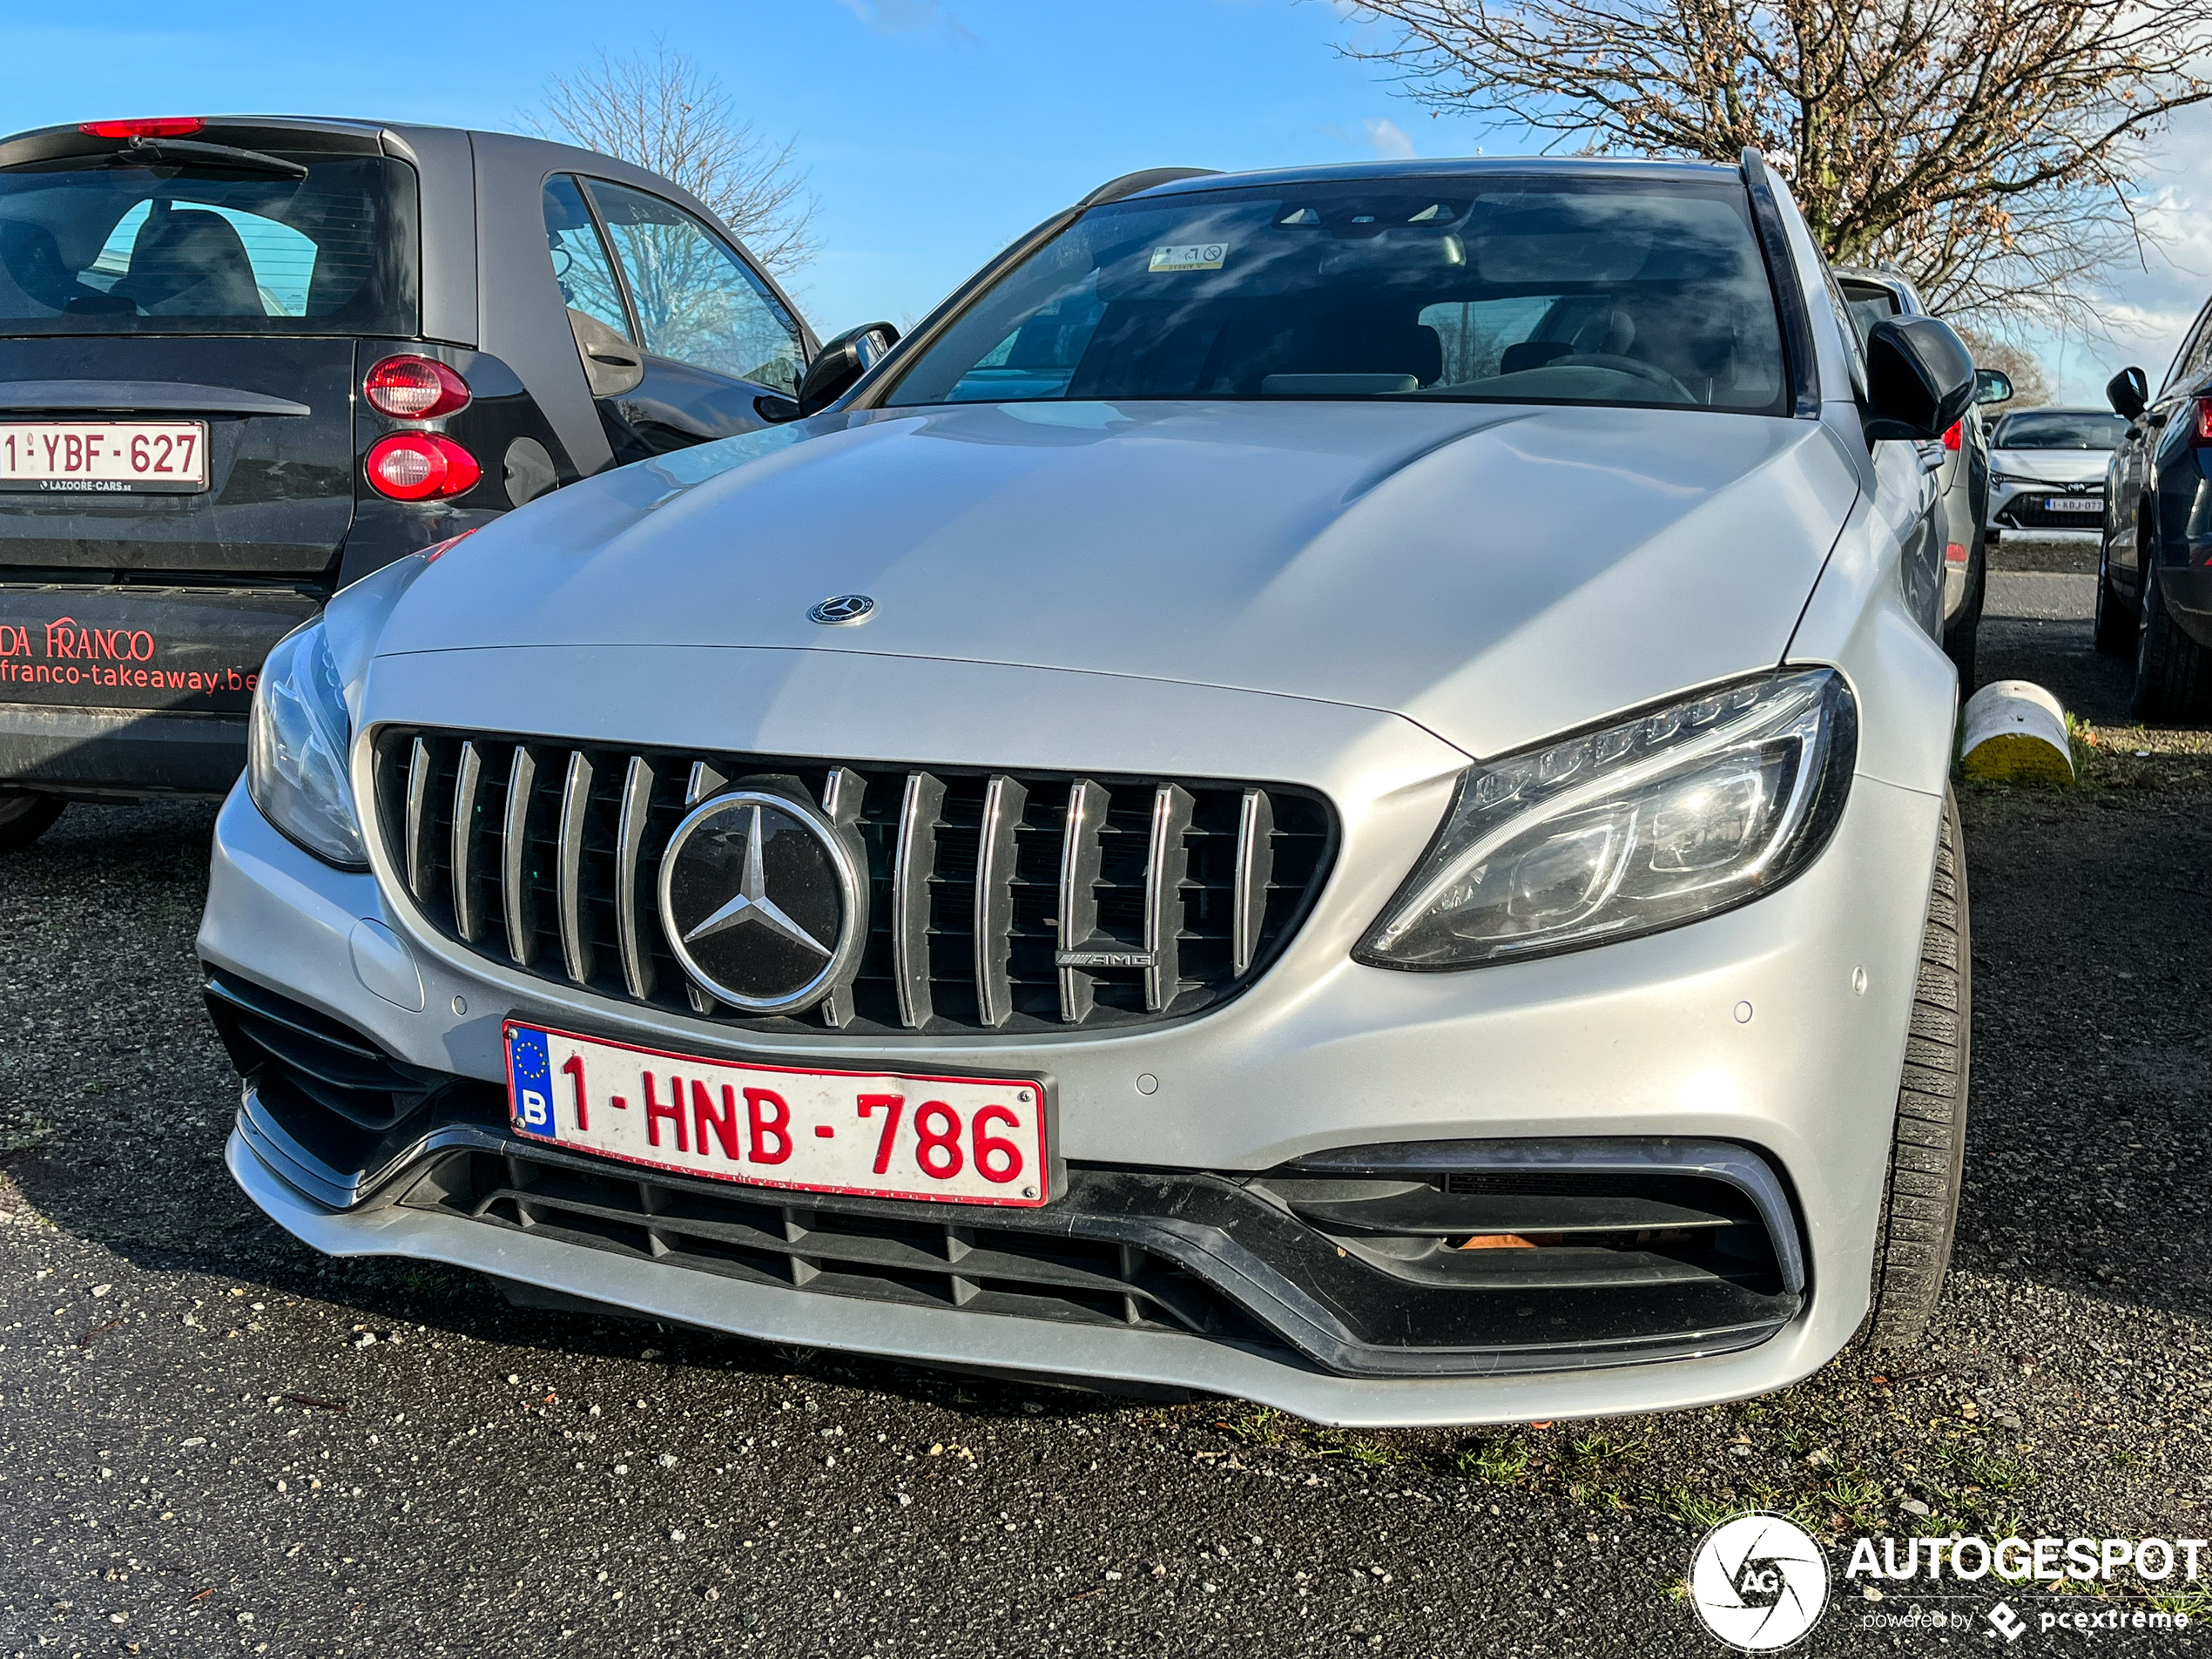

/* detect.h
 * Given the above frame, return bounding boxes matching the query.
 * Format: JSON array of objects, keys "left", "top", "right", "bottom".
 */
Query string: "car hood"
[
  {"left": 373, "top": 400, "right": 1861, "bottom": 759},
  {"left": 1992, "top": 448, "right": 2111, "bottom": 484}
]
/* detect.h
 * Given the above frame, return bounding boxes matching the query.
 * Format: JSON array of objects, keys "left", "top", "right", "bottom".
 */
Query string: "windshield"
[
  {"left": 881, "top": 174, "right": 1788, "bottom": 415},
  {"left": 1993, "top": 411, "right": 2130, "bottom": 450},
  {"left": 0, "top": 151, "right": 418, "bottom": 335}
]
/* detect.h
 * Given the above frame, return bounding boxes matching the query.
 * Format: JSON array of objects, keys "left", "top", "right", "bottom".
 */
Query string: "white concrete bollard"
[{"left": 1959, "top": 679, "right": 2074, "bottom": 785}]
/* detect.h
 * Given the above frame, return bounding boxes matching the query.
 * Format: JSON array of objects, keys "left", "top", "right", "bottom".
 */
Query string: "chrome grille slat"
[
  {"left": 556, "top": 751, "right": 596, "bottom": 986},
  {"left": 501, "top": 745, "right": 539, "bottom": 967},
  {"left": 681, "top": 761, "right": 725, "bottom": 1015},
  {"left": 685, "top": 761, "right": 725, "bottom": 807},
  {"left": 893, "top": 772, "right": 947, "bottom": 1030},
  {"left": 1233, "top": 786, "right": 1276, "bottom": 977},
  {"left": 449, "top": 740, "right": 484, "bottom": 944},
  {"left": 1056, "top": 779, "right": 1109, "bottom": 1024},
  {"left": 403, "top": 736, "right": 434, "bottom": 903},
  {"left": 1143, "top": 782, "right": 1195, "bottom": 1013},
  {"left": 819, "top": 767, "right": 866, "bottom": 1029},
  {"left": 614, "top": 755, "right": 656, "bottom": 1001},
  {"left": 972, "top": 773, "right": 1028, "bottom": 1028},
  {"left": 378, "top": 730, "right": 1332, "bottom": 1039}
]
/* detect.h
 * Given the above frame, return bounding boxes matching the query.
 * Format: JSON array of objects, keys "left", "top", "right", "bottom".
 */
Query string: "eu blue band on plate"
[{"left": 509, "top": 1024, "right": 554, "bottom": 1132}]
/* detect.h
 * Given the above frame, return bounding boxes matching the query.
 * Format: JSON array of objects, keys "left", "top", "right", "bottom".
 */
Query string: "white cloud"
[
  {"left": 1319, "top": 116, "right": 1420, "bottom": 159},
  {"left": 1362, "top": 117, "right": 1417, "bottom": 159},
  {"left": 833, "top": 0, "right": 975, "bottom": 42}
]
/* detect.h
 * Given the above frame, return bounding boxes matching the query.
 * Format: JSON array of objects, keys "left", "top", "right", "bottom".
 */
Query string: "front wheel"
[
  {"left": 1864, "top": 788, "right": 1970, "bottom": 1354},
  {"left": 1942, "top": 540, "right": 1984, "bottom": 691},
  {"left": 0, "top": 792, "right": 64, "bottom": 851}
]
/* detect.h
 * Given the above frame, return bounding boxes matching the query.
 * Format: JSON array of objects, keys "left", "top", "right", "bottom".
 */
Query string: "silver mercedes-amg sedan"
[{"left": 199, "top": 152, "right": 1979, "bottom": 1426}]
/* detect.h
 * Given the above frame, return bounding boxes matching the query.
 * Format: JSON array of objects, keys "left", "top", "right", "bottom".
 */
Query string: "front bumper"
[{"left": 200, "top": 694, "right": 1944, "bottom": 1422}]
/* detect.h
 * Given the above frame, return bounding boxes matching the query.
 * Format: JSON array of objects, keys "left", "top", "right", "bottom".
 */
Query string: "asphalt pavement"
[{"left": 3, "top": 536, "right": 2209, "bottom": 1656}]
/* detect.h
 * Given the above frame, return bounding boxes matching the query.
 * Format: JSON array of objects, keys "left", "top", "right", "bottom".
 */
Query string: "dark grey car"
[{"left": 0, "top": 115, "right": 820, "bottom": 845}]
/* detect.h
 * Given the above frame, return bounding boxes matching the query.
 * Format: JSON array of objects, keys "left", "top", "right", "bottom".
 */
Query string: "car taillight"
[
  {"left": 1945, "top": 542, "right": 1969, "bottom": 564},
  {"left": 2195, "top": 397, "right": 2212, "bottom": 447},
  {"left": 79, "top": 117, "right": 204, "bottom": 138},
  {"left": 1942, "top": 421, "right": 1962, "bottom": 451},
  {"left": 366, "top": 434, "right": 481, "bottom": 502},
  {"left": 364, "top": 356, "right": 471, "bottom": 420}
]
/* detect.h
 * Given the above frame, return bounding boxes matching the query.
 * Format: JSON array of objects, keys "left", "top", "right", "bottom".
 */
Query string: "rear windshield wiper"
[{"left": 105, "top": 137, "right": 307, "bottom": 179}]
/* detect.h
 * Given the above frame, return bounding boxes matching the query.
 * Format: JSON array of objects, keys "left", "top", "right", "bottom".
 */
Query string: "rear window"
[
  {"left": 1836, "top": 280, "right": 1903, "bottom": 351},
  {"left": 881, "top": 173, "right": 1789, "bottom": 415},
  {"left": 0, "top": 151, "right": 418, "bottom": 334}
]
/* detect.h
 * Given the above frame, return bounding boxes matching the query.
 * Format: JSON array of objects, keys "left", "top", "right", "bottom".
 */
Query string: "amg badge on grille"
[{"left": 658, "top": 792, "right": 867, "bottom": 1015}]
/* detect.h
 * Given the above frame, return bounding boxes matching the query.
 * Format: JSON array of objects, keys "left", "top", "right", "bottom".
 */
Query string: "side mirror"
[
  {"left": 1861, "top": 316, "right": 1976, "bottom": 442},
  {"left": 2107, "top": 366, "right": 2149, "bottom": 421},
  {"left": 794, "top": 321, "right": 901, "bottom": 417},
  {"left": 1973, "top": 368, "right": 2013, "bottom": 407}
]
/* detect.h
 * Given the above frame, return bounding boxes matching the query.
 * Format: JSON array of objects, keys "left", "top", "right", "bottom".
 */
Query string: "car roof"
[
  {"left": 0, "top": 115, "right": 657, "bottom": 176},
  {"left": 1122, "top": 155, "right": 1743, "bottom": 199}
]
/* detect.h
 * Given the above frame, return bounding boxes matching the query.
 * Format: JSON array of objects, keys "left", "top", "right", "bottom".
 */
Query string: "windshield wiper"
[{"left": 106, "top": 137, "right": 307, "bottom": 180}]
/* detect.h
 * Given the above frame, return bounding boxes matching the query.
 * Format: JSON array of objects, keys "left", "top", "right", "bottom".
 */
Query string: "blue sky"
[{"left": 2, "top": 0, "right": 2204, "bottom": 401}]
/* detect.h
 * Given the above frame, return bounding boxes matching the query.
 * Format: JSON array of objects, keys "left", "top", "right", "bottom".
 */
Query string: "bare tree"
[
  {"left": 1954, "top": 327, "right": 2054, "bottom": 406},
  {"left": 1343, "top": 0, "right": 2212, "bottom": 330},
  {"left": 530, "top": 44, "right": 820, "bottom": 276}
]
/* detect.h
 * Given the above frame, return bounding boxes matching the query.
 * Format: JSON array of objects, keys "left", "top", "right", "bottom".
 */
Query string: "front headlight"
[
  {"left": 247, "top": 618, "right": 366, "bottom": 867},
  {"left": 1358, "top": 668, "right": 1856, "bottom": 969}
]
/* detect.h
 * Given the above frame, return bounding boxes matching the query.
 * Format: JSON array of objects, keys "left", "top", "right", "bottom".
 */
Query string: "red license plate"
[{"left": 504, "top": 1022, "right": 1050, "bottom": 1207}]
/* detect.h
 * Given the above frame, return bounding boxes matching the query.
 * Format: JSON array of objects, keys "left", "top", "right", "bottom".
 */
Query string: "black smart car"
[
  {"left": 2100, "top": 290, "right": 2212, "bottom": 717},
  {"left": 0, "top": 115, "right": 845, "bottom": 846}
]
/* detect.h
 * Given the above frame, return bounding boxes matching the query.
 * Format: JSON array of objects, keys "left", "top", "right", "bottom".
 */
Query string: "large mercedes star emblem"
[{"left": 658, "top": 790, "right": 866, "bottom": 1014}]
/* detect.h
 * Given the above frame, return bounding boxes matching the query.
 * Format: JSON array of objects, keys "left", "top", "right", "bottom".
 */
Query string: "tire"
[
  {"left": 2093, "top": 535, "right": 2136, "bottom": 656},
  {"left": 1942, "top": 540, "right": 1984, "bottom": 691},
  {"left": 0, "top": 792, "right": 64, "bottom": 851},
  {"left": 2130, "top": 556, "right": 2212, "bottom": 722},
  {"left": 1864, "top": 787, "right": 1970, "bottom": 1355}
]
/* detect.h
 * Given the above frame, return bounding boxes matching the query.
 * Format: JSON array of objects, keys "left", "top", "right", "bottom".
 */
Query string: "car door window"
[
  {"left": 583, "top": 179, "right": 805, "bottom": 395},
  {"left": 542, "top": 175, "right": 632, "bottom": 340}
]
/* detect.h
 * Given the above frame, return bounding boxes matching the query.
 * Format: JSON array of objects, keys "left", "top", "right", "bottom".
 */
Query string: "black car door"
[{"left": 543, "top": 174, "right": 806, "bottom": 466}]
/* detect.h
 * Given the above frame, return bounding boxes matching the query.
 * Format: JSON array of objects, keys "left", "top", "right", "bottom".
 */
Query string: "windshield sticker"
[{"left": 1149, "top": 243, "right": 1228, "bottom": 273}]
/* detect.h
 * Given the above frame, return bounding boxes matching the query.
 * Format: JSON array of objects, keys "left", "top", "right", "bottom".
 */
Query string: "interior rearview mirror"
[
  {"left": 1973, "top": 368, "right": 2013, "bottom": 407},
  {"left": 1860, "top": 316, "right": 1977, "bottom": 442},
  {"left": 2107, "top": 367, "right": 2149, "bottom": 421},
  {"left": 792, "top": 321, "right": 902, "bottom": 418}
]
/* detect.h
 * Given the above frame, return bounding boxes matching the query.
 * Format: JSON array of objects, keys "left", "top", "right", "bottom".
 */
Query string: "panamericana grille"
[{"left": 372, "top": 729, "right": 1333, "bottom": 1037}]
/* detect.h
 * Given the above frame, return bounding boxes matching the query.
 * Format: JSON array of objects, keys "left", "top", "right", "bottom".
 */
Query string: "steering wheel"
[{"left": 1550, "top": 354, "right": 1697, "bottom": 403}]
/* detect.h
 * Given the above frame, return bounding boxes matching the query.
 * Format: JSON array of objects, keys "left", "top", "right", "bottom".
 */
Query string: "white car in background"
[
  {"left": 1987, "top": 406, "right": 2131, "bottom": 537},
  {"left": 199, "top": 151, "right": 1979, "bottom": 1426}
]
